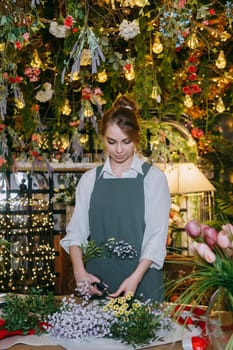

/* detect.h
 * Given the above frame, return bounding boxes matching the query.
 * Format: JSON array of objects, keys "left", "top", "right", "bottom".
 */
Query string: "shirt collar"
[{"left": 98, "top": 154, "right": 144, "bottom": 178}]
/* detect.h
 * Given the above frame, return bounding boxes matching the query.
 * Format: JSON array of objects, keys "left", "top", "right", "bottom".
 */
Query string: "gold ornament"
[
  {"left": 97, "top": 69, "right": 108, "bottom": 83},
  {"left": 215, "top": 50, "right": 226, "bottom": 69},
  {"left": 61, "top": 99, "right": 72, "bottom": 116},
  {"left": 216, "top": 97, "right": 225, "bottom": 113},
  {"left": 152, "top": 35, "right": 163, "bottom": 54},
  {"left": 184, "top": 95, "right": 193, "bottom": 108},
  {"left": 187, "top": 33, "right": 199, "bottom": 49}
]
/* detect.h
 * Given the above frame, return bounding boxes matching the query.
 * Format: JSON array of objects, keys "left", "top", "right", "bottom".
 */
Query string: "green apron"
[{"left": 86, "top": 162, "right": 164, "bottom": 301}]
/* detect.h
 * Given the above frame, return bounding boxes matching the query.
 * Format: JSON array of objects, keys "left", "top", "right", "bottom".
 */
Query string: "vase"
[{"left": 206, "top": 287, "right": 233, "bottom": 350}]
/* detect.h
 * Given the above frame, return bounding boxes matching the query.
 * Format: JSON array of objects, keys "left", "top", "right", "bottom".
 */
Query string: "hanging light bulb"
[
  {"left": 152, "top": 35, "right": 163, "bottom": 54},
  {"left": 124, "top": 64, "right": 135, "bottom": 81},
  {"left": 216, "top": 97, "right": 225, "bottom": 113},
  {"left": 61, "top": 99, "right": 72, "bottom": 116},
  {"left": 151, "top": 86, "right": 161, "bottom": 103},
  {"left": 135, "top": 0, "right": 149, "bottom": 7},
  {"left": 15, "top": 98, "right": 25, "bottom": 109},
  {"left": 71, "top": 71, "right": 80, "bottom": 81},
  {"left": 96, "top": 69, "right": 108, "bottom": 83},
  {"left": 187, "top": 33, "right": 199, "bottom": 49},
  {"left": 83, "top": 100, "right": 94, "bottom": 117},
  {"left": 184, "top": 95, "right": 193, "bottom": 108},
  {"left": 215, "top": 50, "right": 226, "bottom": 69},
  {"left": 0, "top": 43, "right": 5, "bottom": 51},
  {"left": 30, "top": 49, "right": 42, "bottom": 68}
]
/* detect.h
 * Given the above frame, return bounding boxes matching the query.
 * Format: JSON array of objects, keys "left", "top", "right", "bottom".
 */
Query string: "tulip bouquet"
[{"left": 167, "top": 220, "right": 233, "bottom": 350}]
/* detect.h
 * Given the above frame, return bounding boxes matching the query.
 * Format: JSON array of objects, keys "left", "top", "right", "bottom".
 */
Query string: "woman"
[{"left": 60, "top": 95, "right": 171, "bottom": 301}]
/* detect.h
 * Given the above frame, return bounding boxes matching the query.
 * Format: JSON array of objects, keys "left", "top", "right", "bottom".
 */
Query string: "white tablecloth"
[{"left": 0, "top": 323, "right": 188, "bottom": 350}]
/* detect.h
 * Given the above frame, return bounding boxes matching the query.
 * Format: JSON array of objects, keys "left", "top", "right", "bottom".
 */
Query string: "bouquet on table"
[
  {"left": 0, "top": 289, "right": 174, "bottom": 348},
  {"left": 47, "top": 292, "right": 174, "bottom": 348},
  {"left": 167, "top": 220, "right": 233, "bottom": 350}
]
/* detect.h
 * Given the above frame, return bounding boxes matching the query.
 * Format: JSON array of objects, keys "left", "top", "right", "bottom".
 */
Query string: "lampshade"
[{"left": 156, "top": 162, "right": 215, "bottom": 194}]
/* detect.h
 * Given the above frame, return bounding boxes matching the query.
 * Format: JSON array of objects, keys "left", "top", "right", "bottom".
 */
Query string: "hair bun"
[{"left": 114, "top": 95, "right": 137, "bottom": 111}]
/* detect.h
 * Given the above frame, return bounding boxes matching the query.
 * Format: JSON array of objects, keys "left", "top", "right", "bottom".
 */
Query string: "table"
[{"left": 2, "top": 340, "right": 215, "bottom": 350}]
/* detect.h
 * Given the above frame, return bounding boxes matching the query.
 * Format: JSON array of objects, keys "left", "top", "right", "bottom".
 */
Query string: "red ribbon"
[
  {"left": 0, "top": 319, "right": 51, "bottom": 340},
  {"left": 174, "top": 305, "right": 207, "bottom": 333},
  {"left": 191, "top": 336, "right": 209, "bottom": 350},
  {"left": 174, "top": 305, "right": 210, "bottom": 350}
]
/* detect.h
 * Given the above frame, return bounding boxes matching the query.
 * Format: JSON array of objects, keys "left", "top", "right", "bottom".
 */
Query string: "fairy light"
[{"left": 0, "top": 196, "right": 56, "bottom": 291}]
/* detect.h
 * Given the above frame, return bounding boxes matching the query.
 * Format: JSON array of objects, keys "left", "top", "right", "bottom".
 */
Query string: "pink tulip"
[
  {"left": 202, "top": 227, "right": 218, "bottom": 248},
  {"left": 185, "top": 220, "right": 202, "bottom": 238},
  {"left": 217, "top": 230, "right": 231, "bottom": 249},
  {"left": 221, "top": 224, "right": 233, "bottom": 236},
  {"left": 195, "top": 242, "right": 216, "bottom": 263}
]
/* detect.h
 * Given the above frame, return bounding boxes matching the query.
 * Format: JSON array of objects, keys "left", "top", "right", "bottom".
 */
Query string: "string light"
[{"left": 0, "top": 197, "right": 56, "bottom": 292}]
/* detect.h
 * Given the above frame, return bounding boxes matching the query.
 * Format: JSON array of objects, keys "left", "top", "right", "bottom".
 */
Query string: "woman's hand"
[
  {"left": 108, "top": 274, "right": 139, "bottom": 298},
  {"left": 109, "top": 259, "right": 153, "bottom": 298},
  {"left": 75, "top": 271, "right": 105, "bottom": 297}
]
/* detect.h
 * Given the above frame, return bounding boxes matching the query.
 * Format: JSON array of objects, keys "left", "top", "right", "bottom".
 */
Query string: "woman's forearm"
[
  {"left": 69, "top": 245, "right": 86, "bottom": 280},
  {"left": 131, "top": 258, "right": 152, "bottom": 284}
]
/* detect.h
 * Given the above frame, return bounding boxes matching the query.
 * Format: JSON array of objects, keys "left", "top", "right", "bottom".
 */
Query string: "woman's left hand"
[{"left": 108, "top": 275, "right": 139, "bottom": 298}]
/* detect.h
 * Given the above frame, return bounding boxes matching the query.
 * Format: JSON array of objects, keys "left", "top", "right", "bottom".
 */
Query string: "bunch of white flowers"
[
  {"left": 119, "top": 19, "right": 140, "bottom": 41},
  {"left": 49, "top": 22, "right": 67, "bottom": 38},
  {"left": 47, "top": 295, "right": 115, "bottom": 341}
]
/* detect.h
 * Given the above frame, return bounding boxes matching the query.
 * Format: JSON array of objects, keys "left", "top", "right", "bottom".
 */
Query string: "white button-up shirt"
[{"left": 60, "top": 154, "right": 171, "bottom": 269}]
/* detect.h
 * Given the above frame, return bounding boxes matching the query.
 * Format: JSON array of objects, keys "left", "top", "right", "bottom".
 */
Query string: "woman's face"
[{"left": 103, "top": 123, "right": 135, "bottom": 164}]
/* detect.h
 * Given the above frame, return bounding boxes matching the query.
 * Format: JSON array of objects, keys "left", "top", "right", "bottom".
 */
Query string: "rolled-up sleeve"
[
  {"left": 60, "top": 168, "right": 96, "bottom": 254},
  {"left": 140, "top": 166, "right": 171, "bottom": 269}
]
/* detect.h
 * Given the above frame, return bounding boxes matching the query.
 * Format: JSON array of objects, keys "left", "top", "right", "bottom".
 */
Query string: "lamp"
[
  {"left": 156, "top": 162, "right": 215, "bottom": 194},
  {"left": 157, "top": 163, "right": 215, "bottom": 253}
]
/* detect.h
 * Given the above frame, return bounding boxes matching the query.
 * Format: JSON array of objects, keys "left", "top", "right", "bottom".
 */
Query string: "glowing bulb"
[
  {"left": 184, "top": 95, "right": 193, "bottom": 108},
  {"left": 152, "top": 36, "right": 163, "bottom": 54},
  {"left": 135, "top": 0, "right": 149, "bottom": 7},
  {"left": 62, "top": 99, "right": 72, "bottom": 115},
  {"left": 15, "top": 98, "right": 25, "bottom": 109},
  {"left": 124, "top": 68, "right": 135, "bottom": 81},
  {"left": 0, "top": 43, "right": 5, "bottom": 51},
  {"left": 216, "top": 97, "right": 225, "bottom": 113},
  {"left": 216, "top": 50, "right": 226, "bottom": 69},
  {"left": 187, "top": 33, "right": 199, "bottom": 49},
  {"left": 151, "top": 86, "right": 161, "bottom": 103},
  {"left": 30, "top": 49, "right": 42, "bottom": 68},
  {"left": 96, "top": 69, "right": 108, "bottom": 83},
  {"left": 71, "top": 71, "right": 79, "bottom": 81}
]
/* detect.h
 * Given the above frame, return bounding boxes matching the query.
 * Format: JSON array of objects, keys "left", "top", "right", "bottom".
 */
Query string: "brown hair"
[{"left": 101, "top": 95, "right": 141, "bottom": 144}]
